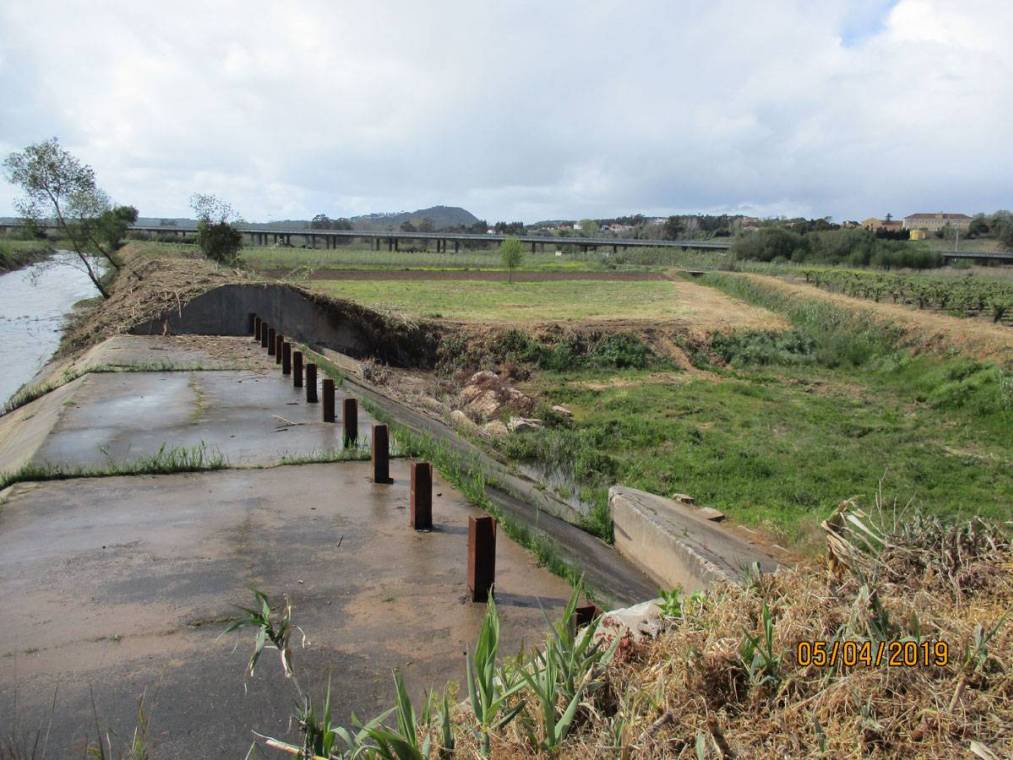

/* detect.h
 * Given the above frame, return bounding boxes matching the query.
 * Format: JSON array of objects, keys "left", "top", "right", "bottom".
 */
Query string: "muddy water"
[{"left": 0, "top": 252, "right": 99, "bottom": 406}]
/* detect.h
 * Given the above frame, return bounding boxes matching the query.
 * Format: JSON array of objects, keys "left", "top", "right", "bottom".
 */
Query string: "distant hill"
[
  {"left": 350, "top": 206, "right": 480, "bottom": 231},
  {"left": 129, "top": 206, "right": 482, "bottom": 232}
]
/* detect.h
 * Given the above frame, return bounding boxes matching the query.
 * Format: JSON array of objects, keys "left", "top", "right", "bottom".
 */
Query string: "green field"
[
  {"left": 238, "top": 243, "right": 733, "bottom": 272},
  {"left": 507, "top": 357, "right": 1011, "bottom": 546},
  {"left": 312, "top": 279, "right": 693, "bottom": 321}
]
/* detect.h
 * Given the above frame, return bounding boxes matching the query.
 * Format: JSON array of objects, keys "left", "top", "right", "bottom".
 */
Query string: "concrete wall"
[
  {"left": 610, "top": 486, "right": 781, "bottom": 592},
  {"left": 130, "top": 283, "right": 440, "bottom": 367}
]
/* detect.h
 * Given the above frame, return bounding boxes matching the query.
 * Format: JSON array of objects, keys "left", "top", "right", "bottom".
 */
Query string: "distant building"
[
  {"left": 862, "top": 217, "right": 904, "bottom": 233},
  {"left": 909, "top": 229, "right": 928, "bottom": 240},
  {"left": 903, "top": 213, "right": 972, "bottom": 233}
]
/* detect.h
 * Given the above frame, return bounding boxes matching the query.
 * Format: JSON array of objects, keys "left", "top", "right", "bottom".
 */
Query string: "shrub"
[{"left": 196, "top": 220, "right": 243, "bottom": 265}]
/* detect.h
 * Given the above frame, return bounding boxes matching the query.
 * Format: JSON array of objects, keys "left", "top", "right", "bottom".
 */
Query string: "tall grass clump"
[{"left": 699, "top": 272, "right": 902, "bottom": 367}]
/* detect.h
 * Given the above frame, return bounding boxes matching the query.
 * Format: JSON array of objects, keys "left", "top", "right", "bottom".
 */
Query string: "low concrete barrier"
[
  {"left": 130, "top": 283, "right": 440, "bottom": 368},
  {"left": 610, "top": 486, "right": 781, "bottom": 592}
]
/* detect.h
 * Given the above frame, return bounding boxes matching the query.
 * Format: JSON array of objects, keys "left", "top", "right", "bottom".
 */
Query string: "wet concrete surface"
[
  {"left": 0, "top": 461, "right": 571, "bottom": 756},
  {"left": 30, "top": 369, "right": 375, "bottom": 469}
]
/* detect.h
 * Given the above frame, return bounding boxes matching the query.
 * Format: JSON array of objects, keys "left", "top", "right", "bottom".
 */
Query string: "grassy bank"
[
  {"left": 493, "top": 274, "right": 1011, "bottom": 547},
  {"left": 0, "top": 239, "right": 51, "bottom": 272}
]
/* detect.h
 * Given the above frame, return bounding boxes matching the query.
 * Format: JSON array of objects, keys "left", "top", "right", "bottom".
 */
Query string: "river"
[{"left": 0, "top": 251, "right": 101, "bottom": 407}]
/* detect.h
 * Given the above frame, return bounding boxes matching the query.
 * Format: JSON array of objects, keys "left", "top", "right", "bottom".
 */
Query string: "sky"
[{"left": 0, "top": 0, "right": 1010, "bottom": 224}]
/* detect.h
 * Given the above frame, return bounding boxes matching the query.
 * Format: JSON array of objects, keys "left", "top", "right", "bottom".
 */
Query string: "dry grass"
[
  {"left": 748, "top": 273, "right": 1013, "bottom": 366},
  {"left": 443, "top": 504, "right": 1011, "bottom": 759},
  {"left": 58, "top": 243, "right": 249, "bottom": 356}
]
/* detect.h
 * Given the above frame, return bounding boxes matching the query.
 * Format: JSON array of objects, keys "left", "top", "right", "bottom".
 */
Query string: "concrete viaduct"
[
  {"left": 131, "top": 225, "right": 735, "bottom": 254},
  {"left": 3, "top": 223, "right": 1012, "bottom": 262}
]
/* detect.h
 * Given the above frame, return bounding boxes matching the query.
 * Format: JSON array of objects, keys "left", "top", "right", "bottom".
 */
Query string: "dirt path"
[
  {"left": 745, "top": 273, "right": 1013, "bottom": 365},
  {"left": 260, "top": 268, "right": 667, "bottom": 281}
]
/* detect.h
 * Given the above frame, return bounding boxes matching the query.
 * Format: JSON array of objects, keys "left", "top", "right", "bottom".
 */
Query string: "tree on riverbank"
[
  {"left": 191, "top": 193, "right": 243, "bottom": 265},
  {"left": 3, "top": 138, "right": 133, "bottom": 298}
]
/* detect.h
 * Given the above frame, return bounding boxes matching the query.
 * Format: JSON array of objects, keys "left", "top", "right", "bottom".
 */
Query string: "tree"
[
  {"left": 968, "top": 214, "right": 989, "bottom": 238},
  {"left": 400, "top": 220, "right": 416, "bottom": 232},
  {"left": 578, "top": 219, "right": 599, "bottom": 236},
  {"left": 417, "top": 217, "right": 434, "bottom": 233},
  {"left": 311, "top": 213, "right": 332, "bottom": 230},
  {"left": 96, "top": 205, "right": 138, "bottom": 251},
  {"left": 992, "top": 210, "right": 1013, "bottom": 248},
  {"left": 191, "top": 193, "right": 242, "bottom": 265},
  {"left": 663, "top": 216, "right": 685, "bottom": 239},
  {"left": 499, "top": 237, "right": 523, "bottom": 282},
  {"left": 3, "top": 137, "right": 130, "bottom": 298}
]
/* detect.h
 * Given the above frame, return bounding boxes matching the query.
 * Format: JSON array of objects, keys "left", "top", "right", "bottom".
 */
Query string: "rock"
[
  {"left": 450, "top": 410, "right": 478, "bottom": 431},
  {"left": 671, "top": 493, "right": 695, "bottom": 504},
  {"left": 468, "top": 370, "right": 499, "bottom": 386},
  {"left": 482, "top": 420, "right": 509, "bottom": 438},
  {"left": 592, "top": 599, "right": 664, "bottom": 646},
  {"left": 551, "top": 404, "right": 574, "bottom": 418},
  {"left": 507, "top": 416, "right": 543, "bottom": 433},
  {"left": 463, "top": 390, "right": 501, "bottom": 421},
  {"left": 696, "top": 506, "right": 726, "bottom": 522}
]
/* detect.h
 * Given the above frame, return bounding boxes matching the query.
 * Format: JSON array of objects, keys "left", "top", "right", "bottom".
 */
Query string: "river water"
[{"left": 0, "top": 252, "right": 101, "bottom": 407}]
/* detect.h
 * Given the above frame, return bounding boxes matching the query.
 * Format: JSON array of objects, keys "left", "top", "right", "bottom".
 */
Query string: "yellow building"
[
  {"left": 903, "top": 213, "right": 972, "bottom": 233},
  {"left": 909, "top": 229, "right": 928, "bottom": 240},
  {"left": 862, "top": 217, "right": 904, "bottom": 232}
]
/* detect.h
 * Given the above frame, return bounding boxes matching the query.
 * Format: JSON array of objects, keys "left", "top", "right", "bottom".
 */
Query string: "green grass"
[
  {"left": 310, "top": 279, "right": 691, "bottom": 321},
  {"left": 492, "top": 275, "right": 1012, "bottom": 548},
  {"left": 0, "top": 239, "right": 51, "bottom": 271},
  {"left": 241, "top": 245, "right": 626, "bottom": 272},
  {"left": 504, "top": 360, "right": 1011, "bottom": 548},
  {"left": 0, "top": 442, "right": 228, "bottom": 491}
]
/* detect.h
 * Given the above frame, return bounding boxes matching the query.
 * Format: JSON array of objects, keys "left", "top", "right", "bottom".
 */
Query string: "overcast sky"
[{"left": 1, "top": 0, "right": 1009, "bottom": 223}]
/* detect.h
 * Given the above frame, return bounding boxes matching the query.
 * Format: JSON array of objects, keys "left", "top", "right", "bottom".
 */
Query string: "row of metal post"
[{"left": 249, "top": 312, "right": 496, "bottom": 602}]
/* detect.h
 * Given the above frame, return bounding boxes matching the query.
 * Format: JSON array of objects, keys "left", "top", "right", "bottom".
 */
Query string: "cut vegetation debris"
[{"left": 236, "top": 502, "right": 1011, "bottom": 759}]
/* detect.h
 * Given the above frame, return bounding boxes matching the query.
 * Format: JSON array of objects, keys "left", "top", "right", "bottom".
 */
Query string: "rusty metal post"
[
  {"left": 261, "top": 325, "right": 270, "bottom": 348},
  {"left": 468, "top": 516, "right": 496, "bottom": 602},
  {"left": 306, "top": 363, "right": 318, "bottom": 402},
  {"left": 248, "top": 312, "right": 256, "bottom": 335},
  {"left": 267, "top": 328, "right": 276, "bottom": 354},
  {"left": 254, "top": 316, "right": 262, "bottom": 342},
  {"left": 293, "top": 350, "right": 304, "bottom": 387},
  {"left": 322, "top": 378, "right": 335, "bottom": 421},
  {"left": 282, "top": 342, "right": 291, "bottom": 375},
  {"left": 342, "top": 398, "right": 358, "bottom": 445},
  {"left": 371, "top": 424, "right": 392, "bottom": 483},
  {"left": 275, "top": 334, "right": 284, "bottom": 364},
  {"left": 410, "top": 462, "right": 433, "bottom": 530}
]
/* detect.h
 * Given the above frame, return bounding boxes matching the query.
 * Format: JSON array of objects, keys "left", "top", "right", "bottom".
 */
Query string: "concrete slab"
[
  {"left": 0, "top": 461, "right": 570, "bottom": 756},
  {"left": 76, "top": 334, "right": 277, "bottom": 372},
  {"left": 29, "top": 369, "right": 375, "bottom": 469},
  {"left": 610, "top": 485, "right": 783, "bottom": 592}
]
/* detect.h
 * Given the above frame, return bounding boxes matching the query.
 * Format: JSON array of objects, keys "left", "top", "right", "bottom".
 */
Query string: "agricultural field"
[
  {"left": 798, "top": 267, "right": 1013, "bottom": 323},
  {"left": 238, "top": 243, "right": 734, "bottom": 273},
  {"left": 310, "top": 276, "right": 786, "bottom": 330},
  {"left": 409, "top": 270, "right": 1012, "bottom": 550}
]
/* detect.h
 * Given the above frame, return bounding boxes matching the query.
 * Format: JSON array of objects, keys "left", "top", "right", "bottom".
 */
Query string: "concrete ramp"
[
  {"left": 129, "top": 283, "right": 441, "bottom": 368},
  {"left": 610, "top": 485, "right": 782, "bottom": 592}
]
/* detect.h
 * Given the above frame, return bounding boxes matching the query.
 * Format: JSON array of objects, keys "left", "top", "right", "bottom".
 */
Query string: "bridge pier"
[{"left": 454, "top": 240, "right": 459, "bottom": 253}]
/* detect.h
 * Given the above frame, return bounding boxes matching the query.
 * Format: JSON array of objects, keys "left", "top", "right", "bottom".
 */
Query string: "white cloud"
[{"left": 0, "top": 0, "right": 1009, "bottom": 222}]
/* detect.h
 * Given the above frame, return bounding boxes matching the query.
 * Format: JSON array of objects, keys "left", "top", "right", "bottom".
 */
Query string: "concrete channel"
[{"left": 0, "top": 285, "right": 775, "bottom": 755}]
